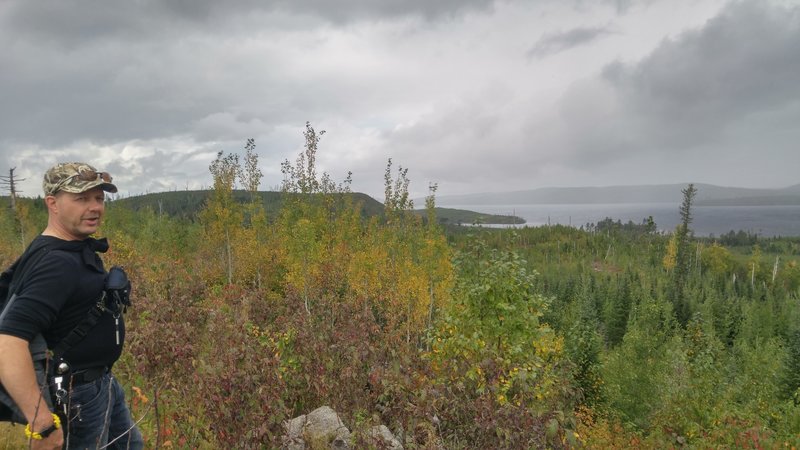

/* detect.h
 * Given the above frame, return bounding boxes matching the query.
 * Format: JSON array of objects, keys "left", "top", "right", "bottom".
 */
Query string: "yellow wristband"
[{"left": 24, "top": 413, "right": 61, "bottom": 440}]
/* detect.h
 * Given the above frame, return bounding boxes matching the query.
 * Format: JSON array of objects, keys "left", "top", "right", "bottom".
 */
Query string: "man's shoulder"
[
  {"left": 21, "top": 236, "right": 105, "bottom": 276},
  {"left": 6, "top": 236, "right": 76, "bottom": 283},
  {"left": 32, "top": 235, "right": 89, "bottom": 253},
  {"left": 22, "top": 238, "right": 83, "bottom": 273}
]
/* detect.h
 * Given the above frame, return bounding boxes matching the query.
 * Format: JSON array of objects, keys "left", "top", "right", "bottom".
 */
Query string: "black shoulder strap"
[{"left": 51, "top": 301, "right": 106, "bottom": 359}]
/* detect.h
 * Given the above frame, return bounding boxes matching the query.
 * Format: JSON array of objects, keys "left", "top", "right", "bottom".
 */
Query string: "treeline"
[
  {"left": 453, "top": 192, "right": 800, "bottom": 447},
  {"left": 111, "top": 189, "right": 385, "bottom": 223},
  {"left": 583, "top": 216, "right": 656, "bottom": 236},
  {"left": 0, "top": 128, "right": 799, "bottom": 448}
]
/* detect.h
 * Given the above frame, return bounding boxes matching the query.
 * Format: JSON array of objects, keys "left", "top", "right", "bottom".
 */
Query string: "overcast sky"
[{"left": 1, "top": 0, "right": 798, "bottom": 201}]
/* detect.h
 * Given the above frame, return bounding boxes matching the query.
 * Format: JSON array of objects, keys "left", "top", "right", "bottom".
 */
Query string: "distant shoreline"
[
  {"left": 413, "top": 207, "right": 525, "bottom": 225},
  {"left": 438, "top": 203, "right": 800, "bottom": 237}
]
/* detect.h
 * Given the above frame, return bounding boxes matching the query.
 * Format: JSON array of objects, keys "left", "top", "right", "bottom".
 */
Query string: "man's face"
[{"left": 48, "top": 187, "right": 106, "bottom": 240}]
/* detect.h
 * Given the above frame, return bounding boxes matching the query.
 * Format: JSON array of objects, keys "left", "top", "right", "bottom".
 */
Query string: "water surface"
[{"left": 442, "top": 203, "right": 800, "bottom": 237}]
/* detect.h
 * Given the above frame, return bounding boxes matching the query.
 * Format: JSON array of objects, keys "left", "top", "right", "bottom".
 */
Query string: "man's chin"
[{"left": 77, "top": 226, "right": 99, "bottom": 238}]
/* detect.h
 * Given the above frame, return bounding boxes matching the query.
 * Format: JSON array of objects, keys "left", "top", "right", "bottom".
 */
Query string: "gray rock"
[
  {"left": 282, "top": 414, "right": 308, "bottom": 450},
  {"left": 369, "top": 425, "right": 403, "bottom": 449},
  {"left": 282, "top": 406, "right": 351, "bottom": 450}
]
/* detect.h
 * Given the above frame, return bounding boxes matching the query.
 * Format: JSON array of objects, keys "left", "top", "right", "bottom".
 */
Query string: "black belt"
[{"left": 70, "top": 366, "right": 109, "bottom": 385}]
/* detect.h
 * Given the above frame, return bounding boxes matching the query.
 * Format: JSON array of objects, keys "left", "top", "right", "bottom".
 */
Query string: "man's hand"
[
  {"left": 0, "top": 334, "right": 63, "bottom": 448},
  {"left": 29, "top": 426, "right": 64, "bottom": 450}
]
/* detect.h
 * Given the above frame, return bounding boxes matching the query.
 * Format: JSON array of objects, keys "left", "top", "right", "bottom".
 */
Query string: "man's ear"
[{"left": 44, "top": 195, "right": 58, "bottom": 212}]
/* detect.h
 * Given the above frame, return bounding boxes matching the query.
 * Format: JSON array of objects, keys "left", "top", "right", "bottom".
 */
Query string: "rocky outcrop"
[
  {"left": 282, "top": 406, "right": 403, "bottom": 450},
  {"left": 368, "top": 424, "right": 403, "bottom": 449}
]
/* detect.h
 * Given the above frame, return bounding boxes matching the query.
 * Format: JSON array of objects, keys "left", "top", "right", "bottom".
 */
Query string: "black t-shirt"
[{"left": 0, "top": 235, "right": 125, "bottom": 370}]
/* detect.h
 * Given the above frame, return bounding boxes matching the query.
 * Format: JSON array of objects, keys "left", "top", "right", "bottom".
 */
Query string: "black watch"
[{"left": 37, "top": 422, "right": 59, "bottom": 439}]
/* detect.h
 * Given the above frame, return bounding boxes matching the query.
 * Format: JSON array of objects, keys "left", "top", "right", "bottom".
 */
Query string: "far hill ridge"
[{"left": 431, "top": 183, "right": 800, "bottom": 206}]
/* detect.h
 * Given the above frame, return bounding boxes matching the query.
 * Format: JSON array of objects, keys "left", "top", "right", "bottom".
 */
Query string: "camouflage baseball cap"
[{"left": 43, "top": 162, "right": 118, "bottom": 196}]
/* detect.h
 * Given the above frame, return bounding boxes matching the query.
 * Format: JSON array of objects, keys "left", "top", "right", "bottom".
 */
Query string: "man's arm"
[{"left": 0, "top": 334, "right": 63, "bottom": 449}]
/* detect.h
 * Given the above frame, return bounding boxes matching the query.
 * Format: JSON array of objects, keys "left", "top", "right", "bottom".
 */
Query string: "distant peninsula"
[{"left": 412, "top": 207, "right": 525, "bottom": 225}]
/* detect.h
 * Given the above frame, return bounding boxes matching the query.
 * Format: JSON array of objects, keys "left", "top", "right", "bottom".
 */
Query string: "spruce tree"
[
  {"left": 607, "top": 274, "right": 632, "bottom": 347},
  {"left": 669, "top": 183, "right": 697, "bottom": 325}
]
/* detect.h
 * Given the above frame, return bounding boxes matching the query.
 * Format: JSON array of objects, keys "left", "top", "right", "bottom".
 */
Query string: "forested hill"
[
  {"left": 111, "top": 190, "right": 385, "bottom": 220},
  {"left": 109, "top": 190, "right": 525, "bottom": 224},
  {"left": 433, "top": 183, "right": 800, "bottom": 206}
]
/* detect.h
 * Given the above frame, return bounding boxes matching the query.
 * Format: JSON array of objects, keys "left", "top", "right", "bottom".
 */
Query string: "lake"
[{"left": 440, "top": 203, "right": 800, "bottom": 237}]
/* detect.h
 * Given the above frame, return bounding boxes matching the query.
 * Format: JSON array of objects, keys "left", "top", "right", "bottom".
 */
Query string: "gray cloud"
[
  {"left": 1, "top": 0, "right": 797, "bottom": 201},
  {"left": 553, "top": 1, "right": 800, "bottom": 167},
  {"left": 604, "top": 1, "right": 800, "bottom": 147},
  {"left": 528, "top": 26, "right": 616, "bottom": 58},
  {"left": 0, "top": 0, "right": 474, "bottom": 147},
  {"left": 1, "top": 0, "right": 498, "bottom": 44},
  {"left": 380, "top": 0, "right": 800, "bottom": 194}
]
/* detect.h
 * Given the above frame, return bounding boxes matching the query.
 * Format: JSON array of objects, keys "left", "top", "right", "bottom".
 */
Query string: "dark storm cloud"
[
  {"left": 1, "top": 0, "right": 497, "bottom": 42},
  {"left": 266, "top": 0, "right": 497, "bottom": 23},
  {"left": 0, "top": 64, "right": 199, "bottom": 146},
  {"left": 0, "top": 0, "right": 496, "bottom": 147},
  {"left": 561, "top": 0, "right": 800, "bottom": 164},
  {"left": 610, "top": 1, "right": 799, "bottom": 142},
  {"left": 527, "top": 26, "right": 616, "bottom": 58}
]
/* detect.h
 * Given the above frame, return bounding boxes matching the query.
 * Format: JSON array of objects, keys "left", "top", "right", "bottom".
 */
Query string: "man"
[{"left": 0, "top": 163, "right": 143, "bottom": 449}]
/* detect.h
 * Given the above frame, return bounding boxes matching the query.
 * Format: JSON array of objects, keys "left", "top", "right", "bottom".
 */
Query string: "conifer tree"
[
  {"left": 669, "top": 183, "right": 697, "bottom": 325},
  {"left": 566, "top": 276, "right": 604, "bottom": 406},
  {"left": 784, "top": 328, "right": 800, "bottom": 402},
  {"left": 606, "top": 274, "right": 632, "bottom": 347}
]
